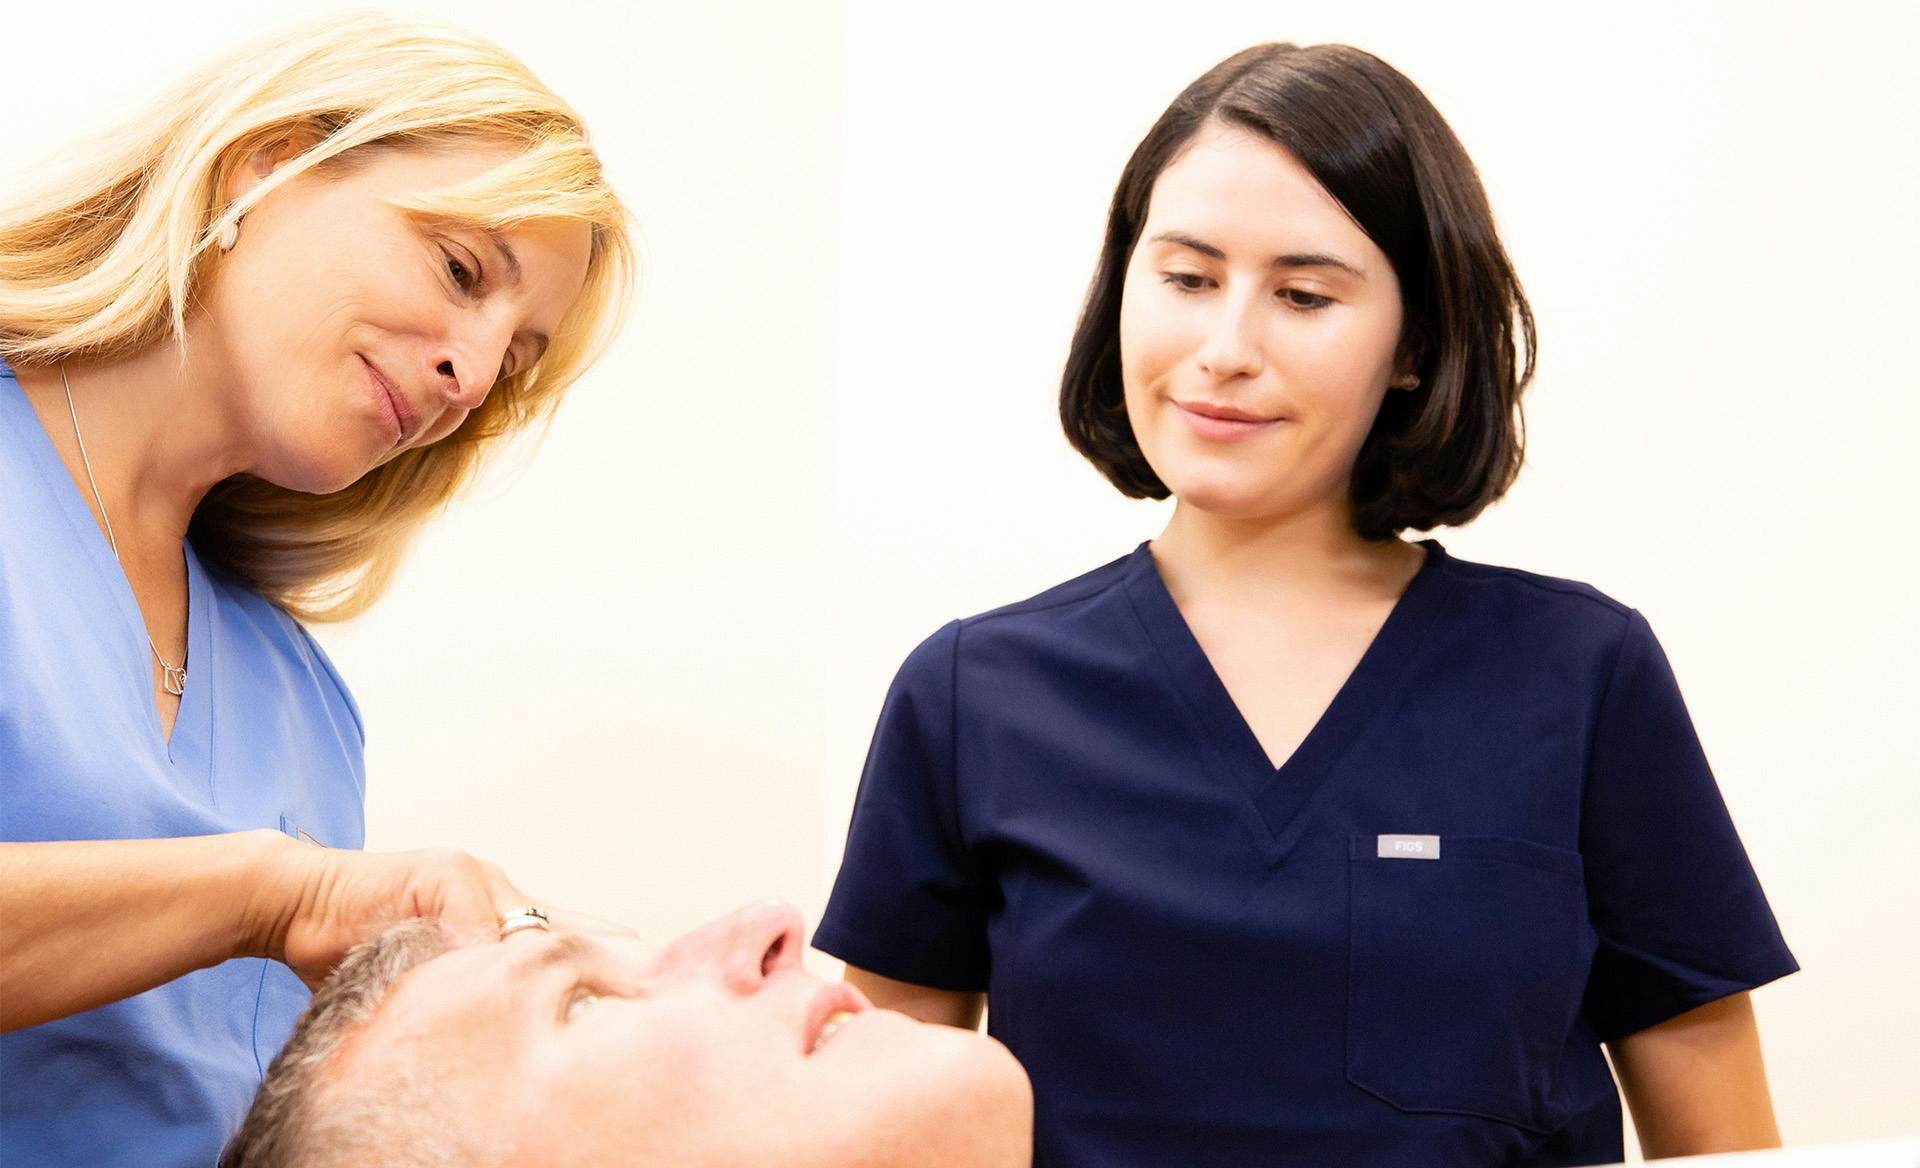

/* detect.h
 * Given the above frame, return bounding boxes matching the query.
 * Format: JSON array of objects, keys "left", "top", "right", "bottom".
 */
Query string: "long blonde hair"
[{"left": 0, "top": 11, "right": 634, "bottom": 621}]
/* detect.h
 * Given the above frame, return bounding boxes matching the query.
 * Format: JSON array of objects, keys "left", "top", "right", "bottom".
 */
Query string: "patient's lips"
[
  {"left": 804, "top": 982, "right": 872, "bottom": 1055},
  {"left": 812, "top": 1012, "right": 856, "bottom": 1052}
]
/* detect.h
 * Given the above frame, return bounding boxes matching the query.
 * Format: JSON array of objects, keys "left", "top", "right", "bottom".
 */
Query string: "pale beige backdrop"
[{"left": 6, "top": 0, "right": 1916, "bottom": 1152}]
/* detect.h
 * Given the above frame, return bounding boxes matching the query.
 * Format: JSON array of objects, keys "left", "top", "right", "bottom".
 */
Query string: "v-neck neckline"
[
  {"left": 1120, "top": 538, "right": 1456, "bottom": 863},
  {"left": 2, "top": 364, "right": 214, "bottom": 772}
]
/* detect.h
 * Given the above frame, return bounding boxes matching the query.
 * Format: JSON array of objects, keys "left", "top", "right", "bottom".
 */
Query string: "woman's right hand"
[
  {"left": 252, "top": 838, "right": 547, "bottom": 989},
  {"left": 1, "top": 831, "right": 617, "bottom": 1032}
]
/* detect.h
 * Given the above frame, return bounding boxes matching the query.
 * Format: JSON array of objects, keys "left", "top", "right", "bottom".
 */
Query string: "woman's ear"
[
  {"left": 1391, "top": 329, "right": 1429, "bottom": 392},
  {"left": 223, "top": 129, "right": 324, "bottom": 206}
]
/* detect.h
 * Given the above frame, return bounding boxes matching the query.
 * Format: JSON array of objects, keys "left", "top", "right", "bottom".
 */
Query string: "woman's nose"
[
  {"left": 654, "top": 901, "right": 804, "bottom": 996},
  {"left": 1195, "top": 297, "right": 1265, "bottom": 381},
  {"left": 430, "top": 320, "right": 514, "bottom": 411},
  {"left": 430, "top": 350, "right": 495, "bottom": 412}
]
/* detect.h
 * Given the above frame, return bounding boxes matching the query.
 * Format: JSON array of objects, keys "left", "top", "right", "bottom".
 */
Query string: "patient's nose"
[{"left": 654, "top": 901, "right": 804, "bottom": 996}]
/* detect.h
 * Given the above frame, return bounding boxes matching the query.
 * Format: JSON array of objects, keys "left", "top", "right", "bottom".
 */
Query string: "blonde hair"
[{"left": 0, "top": 11, "right": 634, "bottom": 621}]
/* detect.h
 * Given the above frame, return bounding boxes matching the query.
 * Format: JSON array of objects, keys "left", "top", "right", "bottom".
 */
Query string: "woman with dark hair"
[{"left": 815, "top": 43, "right": 1795, "bottom": 1167}]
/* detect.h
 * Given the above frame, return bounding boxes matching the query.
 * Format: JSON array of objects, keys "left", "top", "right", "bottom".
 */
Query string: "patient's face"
[{"left": 335, "top": 902, "right": 1030, "bottom": 1166}]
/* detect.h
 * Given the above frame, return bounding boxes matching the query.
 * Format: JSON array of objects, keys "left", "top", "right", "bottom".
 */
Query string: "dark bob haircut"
[{"left": 1059, "top": 43, "right": 1536, "bottom": 538}]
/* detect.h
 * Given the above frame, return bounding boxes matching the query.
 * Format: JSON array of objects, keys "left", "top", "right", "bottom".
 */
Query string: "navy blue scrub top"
[
  {"left": 815, "top": 541, "right": 1796, "bottom": 1168},
  {"left": 1, "top": 358, "right": 368, "bottom": 1166}
]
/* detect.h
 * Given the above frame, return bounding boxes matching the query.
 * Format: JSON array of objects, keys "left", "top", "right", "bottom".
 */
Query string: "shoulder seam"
[
  {"left": 1578, "top": 606, "right": 1645, "bottom": 824},
  {"left": 937, "top": 618, "right": 987, "bottom": 882},
  {"left": 946, "top": 616, "right": 963, "bottom": 827},
  {"left": 956, "top": 568, "right": 1130, "bottom": 629},
  {"left": 1444, "top": 558, "right": 1632, "bottom": 617}
]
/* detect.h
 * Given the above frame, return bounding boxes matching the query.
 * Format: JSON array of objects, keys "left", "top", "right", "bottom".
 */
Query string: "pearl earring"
[
  {"left": 216, "top": 217, "right": 241, "bottom": 251},
  {"left": 1392, "top": 373, "right": 1421, "bottom": 390}
]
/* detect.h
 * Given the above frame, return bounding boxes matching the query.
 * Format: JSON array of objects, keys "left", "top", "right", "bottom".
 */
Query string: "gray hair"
[{"left": 220, "top": 918, "right": 482, "bottom": 1168}]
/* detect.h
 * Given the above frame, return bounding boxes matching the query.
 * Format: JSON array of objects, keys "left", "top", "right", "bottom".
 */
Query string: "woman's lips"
[
  {"left": 360, "top": 355, "right": 413, "bottom": 443},
  {"left": 1174, "top": 399, "right": 1284, "bottom": 443}
]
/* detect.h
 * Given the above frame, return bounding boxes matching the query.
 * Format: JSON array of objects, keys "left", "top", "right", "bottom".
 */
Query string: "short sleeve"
[
  {"left": 812, "top": 620, "right": 994, "bottom": 991},
  {"left": 1580, "top": 609, "right": 1798, "bottom": 1042}
]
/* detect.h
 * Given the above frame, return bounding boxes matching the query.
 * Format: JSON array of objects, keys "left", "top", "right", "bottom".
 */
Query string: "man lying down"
[{"left": 220, "top": 902, "right": 1033, "bottom": 1166}]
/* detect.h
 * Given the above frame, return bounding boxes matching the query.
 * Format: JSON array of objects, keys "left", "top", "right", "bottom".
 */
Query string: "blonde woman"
[{"left": 0, "top": 14, "right": 633, "bottom": 1164}]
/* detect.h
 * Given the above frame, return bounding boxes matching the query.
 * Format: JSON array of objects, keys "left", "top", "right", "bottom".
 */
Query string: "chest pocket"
[{"left": 1345, "top": 834, "right": 1592, "bottom": 1133}]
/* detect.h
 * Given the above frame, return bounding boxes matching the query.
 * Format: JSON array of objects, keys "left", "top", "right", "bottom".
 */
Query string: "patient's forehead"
[{"left": 347, "top": 932, "right": 590, "bottom": 1065}]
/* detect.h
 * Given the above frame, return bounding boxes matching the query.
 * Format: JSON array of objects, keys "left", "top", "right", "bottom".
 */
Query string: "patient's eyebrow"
[{"left": 505, "top": 933, "right": 596, "bottom": 993}]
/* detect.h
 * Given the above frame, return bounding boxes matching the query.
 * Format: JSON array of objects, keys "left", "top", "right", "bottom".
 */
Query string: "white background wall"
[{"left": 7, "top": 0, "right": 1915, "bottom": 1150}]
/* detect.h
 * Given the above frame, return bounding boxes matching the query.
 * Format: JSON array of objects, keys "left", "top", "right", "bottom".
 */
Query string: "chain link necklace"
[{"left": 60, "top": 366, "right": 187, "bottom": 696}]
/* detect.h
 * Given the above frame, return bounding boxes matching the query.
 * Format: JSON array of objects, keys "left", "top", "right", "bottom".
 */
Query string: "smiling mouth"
[
  {"left": 803, "top": 982, "right": 873, "bottom": 1055},
  {"left": 1176, "top": 400, "right": 1281, "bottom": 425},
  {"left": 810, "top": 1011, "right": 857, "bottom": 1053},
  {"left": 360, "top": 355, "right": 413, "bottom": 443},
  {"left": 1173, "top": 399, "right": 1285, "bottom": 442}
]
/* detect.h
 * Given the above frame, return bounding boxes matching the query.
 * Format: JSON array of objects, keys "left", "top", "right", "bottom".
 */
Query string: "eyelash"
[
  {"left": 1160, "top": 273, "right": 1332, "bottom": 311},
  {"left": 441, "top": 245, "right": 481, "bottom": 295}
]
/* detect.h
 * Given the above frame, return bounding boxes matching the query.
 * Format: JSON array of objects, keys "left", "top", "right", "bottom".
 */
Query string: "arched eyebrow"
[{"left": 1146, "top": 231, "right": 1366, "bottom": 280}]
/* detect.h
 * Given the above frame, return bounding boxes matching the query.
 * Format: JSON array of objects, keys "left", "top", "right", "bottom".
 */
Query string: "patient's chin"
[
  {"left": 945, "top": 1036, "right": 1034, "bottom": 1166},
  {"left": 958, "top": 1034, "right": 1035, "bottom": 1165},
  {"left": 494, "top": 1008, "right": 1033, "bottom": 1168},
  {"left": 856, "top": 1026, "right": 1034, "bottom": 1167}
]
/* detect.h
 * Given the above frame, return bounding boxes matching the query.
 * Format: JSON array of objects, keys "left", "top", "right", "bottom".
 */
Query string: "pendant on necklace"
[{"left": 162, "top": 665, "right": 187, "bottom": 697}]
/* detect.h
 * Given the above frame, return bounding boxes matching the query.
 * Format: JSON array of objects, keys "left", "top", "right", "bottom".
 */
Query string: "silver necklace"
[{"left": 60, "top": 366, "right": 187, "bottom": 697}]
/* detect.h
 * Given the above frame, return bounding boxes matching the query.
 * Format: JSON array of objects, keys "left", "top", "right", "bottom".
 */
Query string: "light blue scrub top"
[{"left": 0, "top": 357, "right": 368, "bottom": 1166}]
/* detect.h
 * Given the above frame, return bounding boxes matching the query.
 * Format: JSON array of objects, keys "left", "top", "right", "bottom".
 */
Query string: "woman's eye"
[
  {"left": 1162, "top": 272, "right": 1211, "bottom": 293},
  {"left": 444, "top": 252, "right": 478, "bottom": 291},
  {"left": 1280, "top": 288, "right": 1332, "bottom": 310}
]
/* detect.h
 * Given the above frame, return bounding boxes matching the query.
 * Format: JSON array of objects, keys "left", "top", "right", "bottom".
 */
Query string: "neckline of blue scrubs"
[
  {"left": 0, "top": 360, "right": 215, "bottom": 770},
  {"left": 1119, "top": 538, "right": 1456, "bottom": 864}
]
